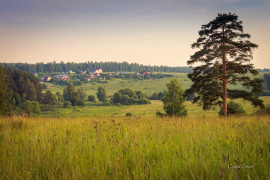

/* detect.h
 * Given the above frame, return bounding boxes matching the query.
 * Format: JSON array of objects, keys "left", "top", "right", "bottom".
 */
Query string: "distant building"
[
  {"left": 66, "top": 70, "right": 75, "bottom": 74},
  {"left": 42, "top": 76, "right": 51, "bottom": 82},
  {"left": 85, "top": 73, "right": 100, "bottom": 81},
  {"left": 80, "top": 70, "right": 87, "bottom": 74},
  {"left": 142, "top": 71, "right": 151, "bottom": 75},
  {"left": 54, "top": 74, "right": 70, "bottom": 81},
  {"left": 91, "top": 68, "right": 102, "bottom": 74}
]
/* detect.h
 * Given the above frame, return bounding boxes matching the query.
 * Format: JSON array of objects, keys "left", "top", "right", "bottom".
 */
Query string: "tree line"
[
  {"left": 0, "top": 65, "right": 43, "bottom": 116},
  {"left": 1, "top": 61, "right": 193, "bottom": 73}
]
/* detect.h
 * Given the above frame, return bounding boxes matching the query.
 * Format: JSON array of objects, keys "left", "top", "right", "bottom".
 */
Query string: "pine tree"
[
  {"left": 162, "top": 79, "right": 187, "bottom": 117},
  {"left": 186, "top": 13, "right": 264, "bottom": 116}
]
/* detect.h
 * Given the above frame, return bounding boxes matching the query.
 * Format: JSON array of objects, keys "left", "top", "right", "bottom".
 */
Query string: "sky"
[{"left": 0, "top": 0, "right": 270, "bottom": 68}]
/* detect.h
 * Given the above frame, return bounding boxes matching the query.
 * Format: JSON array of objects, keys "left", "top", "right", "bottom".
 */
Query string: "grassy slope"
[
  {"left": 44, "top": 73, "right": 191, "bottom": 96},
  {"left": 44, "top": 72, "right": 267, "bottom": 96},
  {"left": 0, "top": 115, "right": 269, "bottom": 179}
]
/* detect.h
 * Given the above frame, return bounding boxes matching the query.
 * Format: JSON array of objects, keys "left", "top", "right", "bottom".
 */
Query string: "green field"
[
  {"left": 0, "top": 115, "right": 269, "bottom": 179},
  {"left": 1, "top": 72, "right": 270, "bottom": 179},
  {"left": 44, "top": 73, "right": 191, "bottom": 97},
  {"left": 41, "top": 96, "right": 270, "bottom": 118},
  {"left": 43, "top": 72, "right": 267, "bottom": 97}
]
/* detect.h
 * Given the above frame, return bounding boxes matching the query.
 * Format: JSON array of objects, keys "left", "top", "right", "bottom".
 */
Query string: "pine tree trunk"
[
  {"left": 222, "top": 53, "right": 227, "bottom": 116},
  {"left": 222, "top": 25, "right": 227, "bottom": 116}
]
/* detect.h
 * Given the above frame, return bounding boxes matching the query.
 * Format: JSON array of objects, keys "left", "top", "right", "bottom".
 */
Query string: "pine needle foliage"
[{"left": 186, "top": 13, "right": 264, "bottom": 115}]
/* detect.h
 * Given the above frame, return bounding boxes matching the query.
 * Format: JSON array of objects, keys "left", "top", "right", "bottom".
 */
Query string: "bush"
[
  {"left": 20, "top": 101, "right": 41, "bottom": 117},
  {"left": 111, "top": 89, "right": 151, "bottom": 105},
  {"left": 219, "top": 101, "right": 245, "bottom": 116},
  {"left": 41, "top": 83, "right": 47, "bottom": 89},
  {"left": 156, "top": 110, "right": 166, "bottom": 117},
  {"left": 255, "top": 105, "right": 270, "bottom": 115},
  {"left": 125, "top": 112, "right": 132, "bottom": 117},
  {"left": 63, "top": 101, "right": 72, "bottom": 108},
  {"left": 88, "top": 95, "right": 96, "bottom": 102}
]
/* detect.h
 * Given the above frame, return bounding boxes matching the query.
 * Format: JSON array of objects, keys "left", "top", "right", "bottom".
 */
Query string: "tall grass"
[{"left": 0, "top": 115, "right": 269, "bottom": 179}]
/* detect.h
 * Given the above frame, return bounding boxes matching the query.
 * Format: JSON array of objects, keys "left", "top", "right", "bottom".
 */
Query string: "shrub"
[
  {"left": 219, "top": 101, "right": 245, "bottom": 116},
  {"left": 156, "top": 110, "right": 166, "bottom": 117},
  {"left": 41, "top": 83, "right": 47, "bottom": 89},
  {"left": 88, "top": 95, "right": 96, "bottom": 102},
  {"left": 111, "top": 89, "right": 151, "bottom": 105},
  {"left": 20, "top": 101, "right": 41, "bottom": 117},
  {"left": 63, "top": 101, "right": 72, "bottom": 108},
  {"left": 125, "top": 112, "right": 132, "bottom": 117},
  {"left": 255, "top": 105, "right": 270, "bottom": 115}
]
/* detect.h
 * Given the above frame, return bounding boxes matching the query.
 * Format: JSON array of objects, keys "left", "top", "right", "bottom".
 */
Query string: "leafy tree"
[
  {"left": 63, "top": 101, "right": 72, "bottom": 108},
  {"left": 42, "top": 90, "right": 57, "bottom": 105},
  {"left": 0, "top": 65, "right": 11, "bottom": 115},
  {"left": 88, "top": 95, "right": 96, "bottom": 102},
  {"left": 20, "top": 100, "right": 41, "bottom": 117},
  {"left": 77, "top": 87, "right": 87, "bottom": 101},
  {"left": 111, "top": 89, "right": 150, "bottom": 105},
  {"left": 97, "top": 87, "right": 107, "bottom": 102},
  {"left": 63, "top": 84, "right": 86, "bottom": 106},
  {"left": 41, "top": 83, "right": 47, "bottom": 89},
  {"left": 150, "top": 92, "right": 159, "bottom": 100},
  {"left": 63, "top": 84, "right": 76, "bottom": 103},
  {"left": 11, "top": 93, "right": 22, "bottom": 107},
  {"left": 263, "top": 74, "right": 270, "bottom": 91},
  {"left": 56, "top": 92, "right": 64, "bottom": 104},
  {"left": 162, "top": 79, "right": 187, "bottom": 117},
  {"left": 119, "top": 88, "right": 135, "bottom": 98},
  {"left": 158, "top": 92, "right": 164, "bottom": 100},
  {"left": 186, "top": 13, "right": 264, "bottom": 116},
  {"left": 136, "top": 91, "right": 145, "bottom": 99}
]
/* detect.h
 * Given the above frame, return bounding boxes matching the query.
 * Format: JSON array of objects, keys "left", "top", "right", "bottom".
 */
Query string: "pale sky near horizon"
[{"left": 0, "top": 0, "right": 270, "bottom": 68}]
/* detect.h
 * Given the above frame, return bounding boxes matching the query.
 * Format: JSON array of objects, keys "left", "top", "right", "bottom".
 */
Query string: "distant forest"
[{"left": 1, "top": 62, "right": 193, "bottom": 73}]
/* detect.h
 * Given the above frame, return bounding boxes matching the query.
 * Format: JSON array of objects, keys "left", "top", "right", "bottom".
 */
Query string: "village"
[{"left": 40, "top": 68, "right": 155, "bottom": 84}]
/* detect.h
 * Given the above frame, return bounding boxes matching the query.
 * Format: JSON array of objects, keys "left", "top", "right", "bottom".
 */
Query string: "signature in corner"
[{"left": 228, "top": 163, "right": 257, "bottom": 169}]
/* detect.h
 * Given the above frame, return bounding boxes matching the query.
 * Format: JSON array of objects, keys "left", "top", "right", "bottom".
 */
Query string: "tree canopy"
[
  {"left": 186, "top": 13, "right": 264, "bottom": 115},
  {"left": 97, "top": 87, "right": 107, "bottom": 102},
  {"left": 162, "top": 79, "right": 187, "bottom": 117}
]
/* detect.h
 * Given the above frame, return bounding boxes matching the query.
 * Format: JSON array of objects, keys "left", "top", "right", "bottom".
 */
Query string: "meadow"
[
  {"left": 44, "top": 72, "right": 267, "bottom": 97},
  {"left": 41, "top": 97, "right": 270, "bottom": 118},
  {"left": 1, "top": 73, "right": 270, "bottom": 179},
  {"left": 44, "top": 73, "right": 191, "bottom": 97},
  {"left": 0, "top": 115, "right": 269, "bottom": 179}
]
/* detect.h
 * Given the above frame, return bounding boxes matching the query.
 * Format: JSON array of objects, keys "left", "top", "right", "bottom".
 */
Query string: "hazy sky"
[{"left": 0, "top": 0, "right": 270, "bottom": 68}]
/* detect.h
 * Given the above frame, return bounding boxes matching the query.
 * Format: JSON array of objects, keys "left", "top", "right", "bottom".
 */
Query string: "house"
[
  {"left": 80, "top": 70, "right": 87, "bottom": 74},
  {"left": 66, "top": 70, "right": 75, "bottom": 74},
  {"left": 54, "top": 74, "right": 70, "bottom": 81},
  {"left": 91, "top": 68, "right": 102, "bottom": 74},
  {"left": 142, "top": 71, "right": 151, "bottom": 75},
  {"left": 85, "top": 73, "right": 100, "bottom": 81},
  {"left": 134, "top": 72, "right": 140, "bottom": 75},
  {"left": 43, "top": 76, "right": 51, "bottom": 82}
]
